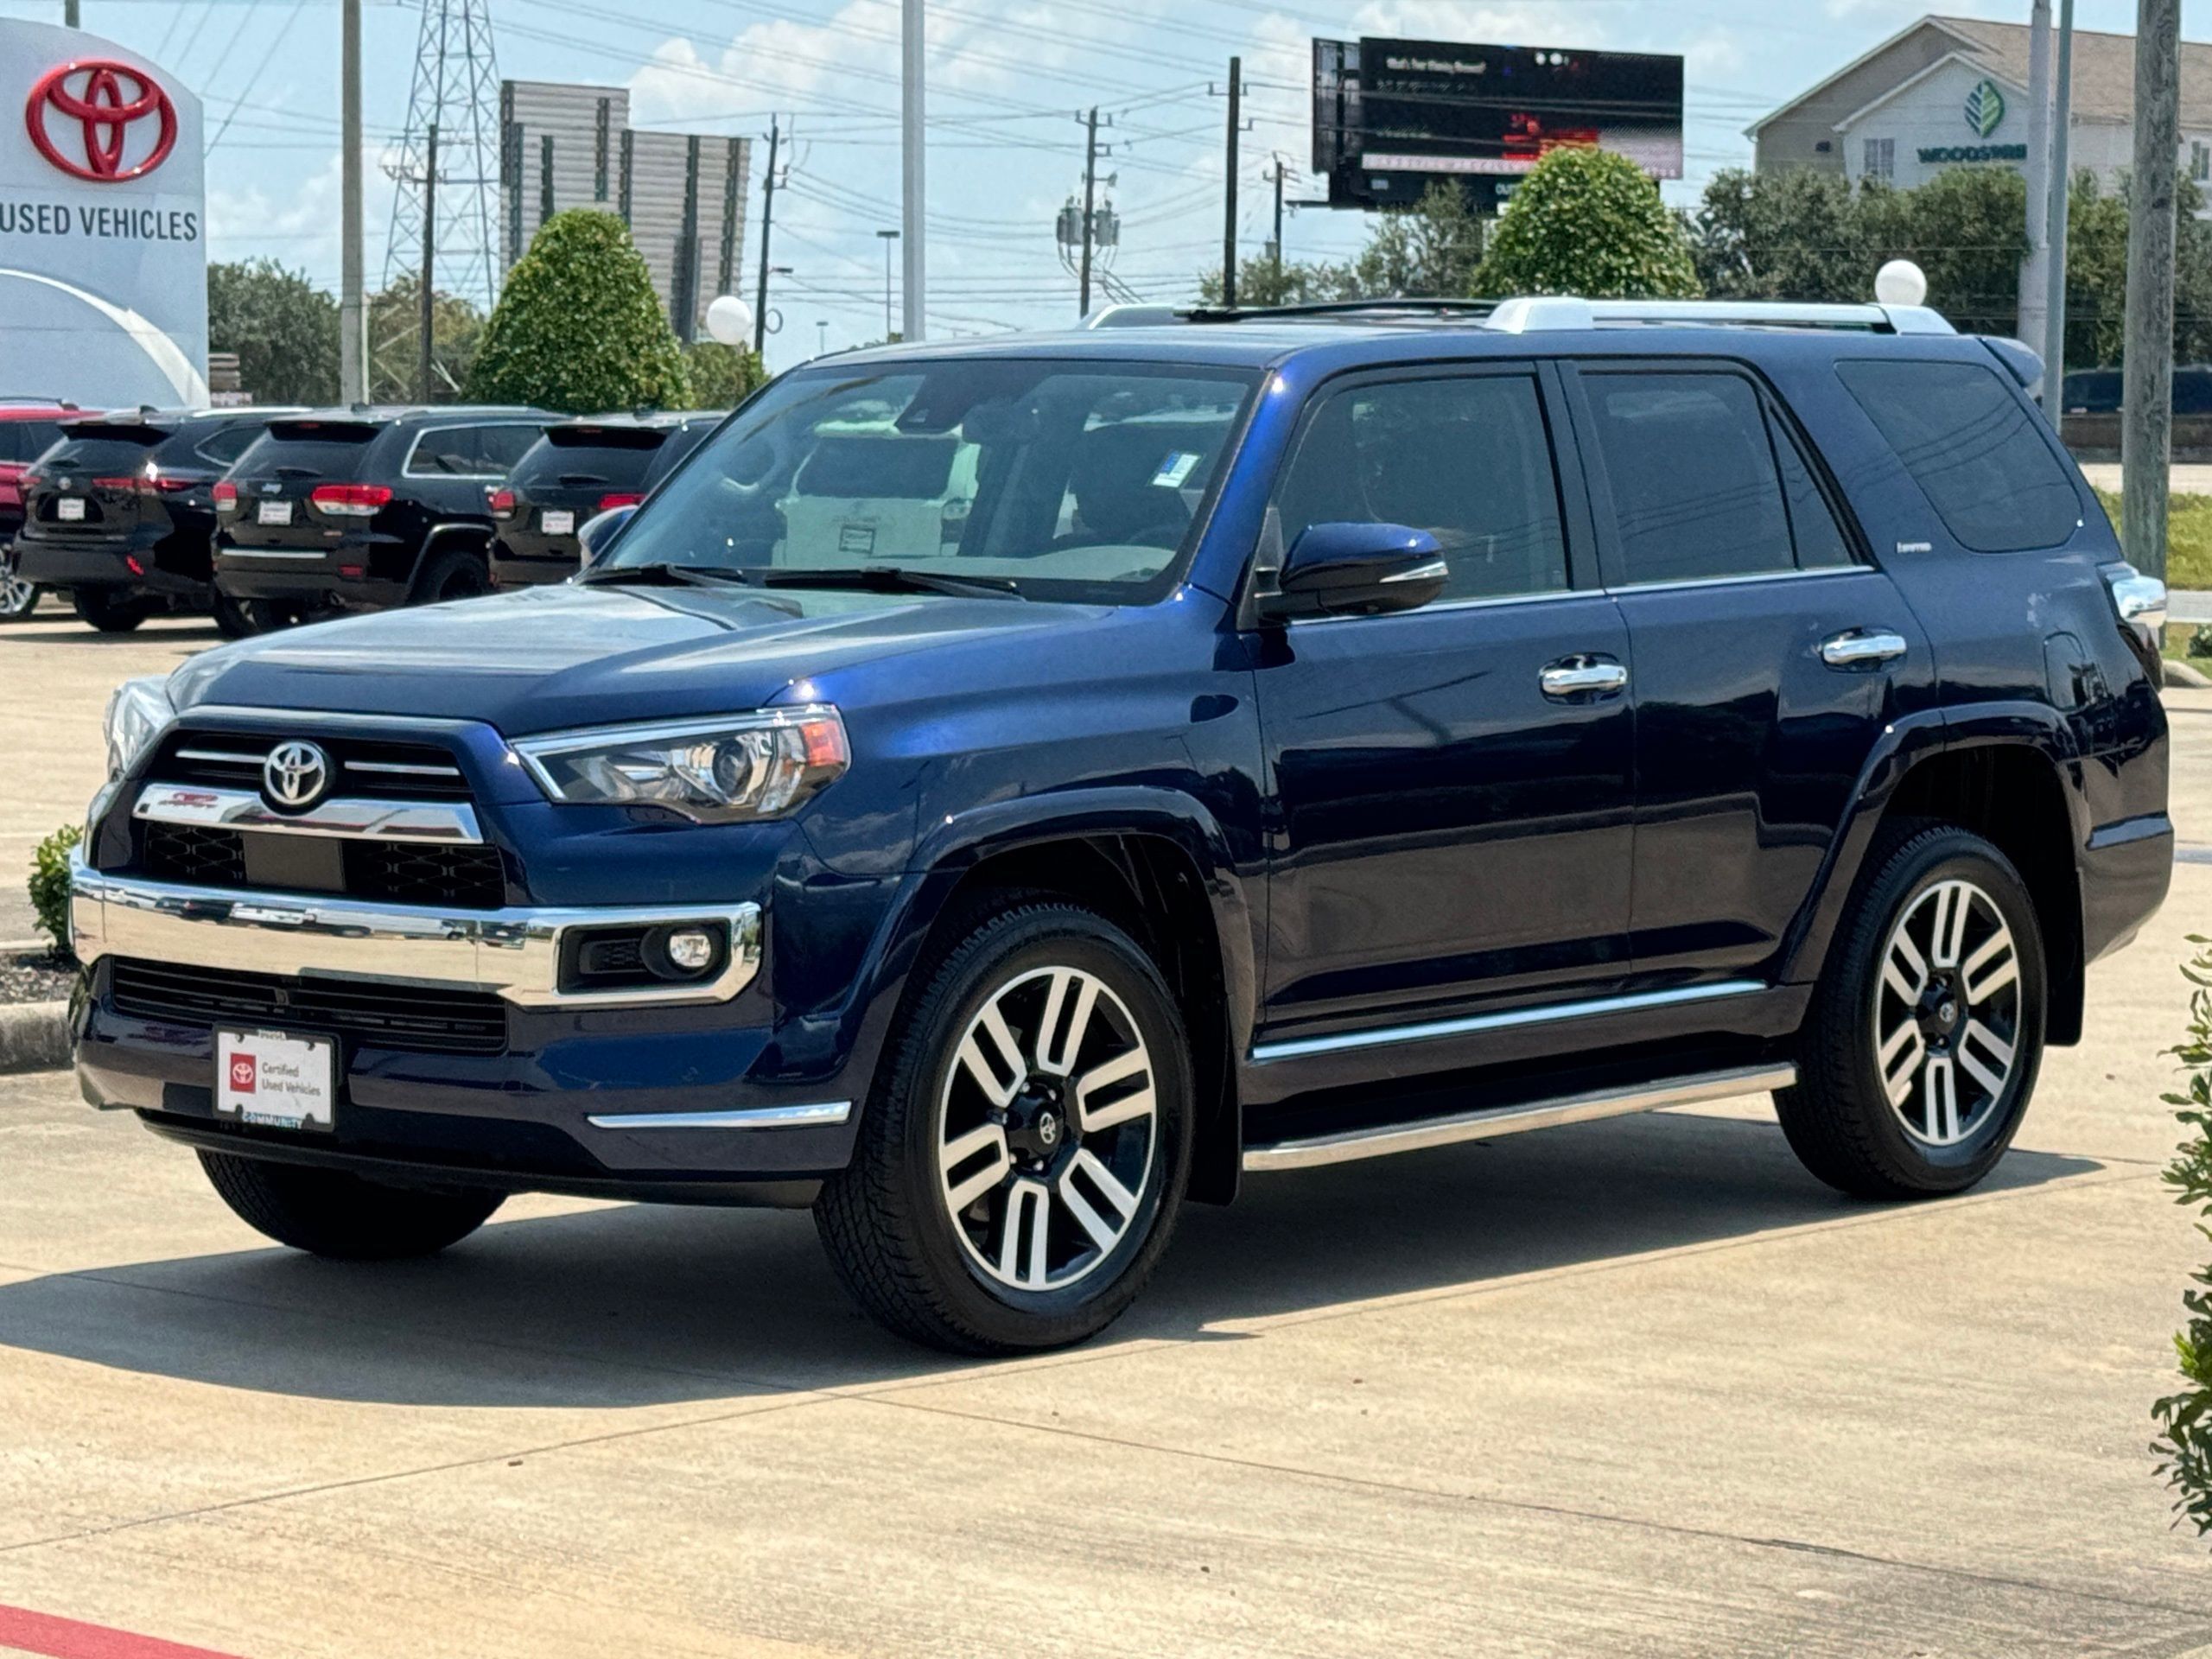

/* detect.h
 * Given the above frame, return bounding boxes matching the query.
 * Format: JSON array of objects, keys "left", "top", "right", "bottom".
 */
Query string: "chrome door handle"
[
  {"left": 1540, "top": 657, "right": 1629, "bottom": 699},
  {"left": 1820, "top": 628, "right": 1907, "bottom": 670}
]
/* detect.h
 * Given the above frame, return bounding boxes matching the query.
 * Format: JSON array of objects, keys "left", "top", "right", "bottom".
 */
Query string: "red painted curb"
[{"left": 0, "top": 1604, "right": 247, "bottom": 1659}]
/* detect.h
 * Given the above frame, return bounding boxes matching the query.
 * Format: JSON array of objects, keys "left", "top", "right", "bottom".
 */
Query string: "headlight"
[
  {"left": 512, "top": 706, "right": 849, "bottom": 823},
  {"left": 105, "top": 676, "right": 175, "bottom": 781}
]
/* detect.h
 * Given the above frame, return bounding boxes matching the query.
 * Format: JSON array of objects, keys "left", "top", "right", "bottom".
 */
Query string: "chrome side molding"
[
  {"left": 1242, "top": 1063, "right": 1797, "bottom": 1173},
  {"left": 586, "top": 1102, "right": 853, "bottom": 1131},
  {"left": 1249, "top": 980, "right": 1766, "bottom": 1064}
]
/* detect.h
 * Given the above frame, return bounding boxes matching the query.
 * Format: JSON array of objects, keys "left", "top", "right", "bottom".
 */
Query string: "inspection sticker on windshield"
[
  {"left": 216, "top": 1028, "right": 335, "bottom": 1132},
  {"left": 1152, "top": 452, "right": 1201, "bottom": 488}
]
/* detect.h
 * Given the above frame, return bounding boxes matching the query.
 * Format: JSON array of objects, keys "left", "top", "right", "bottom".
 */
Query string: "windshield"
[{"left": 602, "top": 358, "right": 1258, "bottom": 603}]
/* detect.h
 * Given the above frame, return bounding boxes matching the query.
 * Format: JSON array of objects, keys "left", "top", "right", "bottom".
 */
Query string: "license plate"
[
  {"left": 216, "top": 1028, "right": 335, "bottom": 1132},
  {"left": 257, "top": 499, "right": 293, "bottom": 526},
  {"left": 55, "top": 497, "right": 84, "bottom": 521},
  {"left": 541, "top": 509, "right": 574, "bottom": 536}
]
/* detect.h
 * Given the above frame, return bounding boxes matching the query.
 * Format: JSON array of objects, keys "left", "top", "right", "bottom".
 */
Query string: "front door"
[{"left": 1252, "top": 365, "right": 1637, "bottom": 1055}]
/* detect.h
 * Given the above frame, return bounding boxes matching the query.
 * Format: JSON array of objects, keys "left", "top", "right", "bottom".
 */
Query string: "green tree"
[
  {"left": 1339, "top": 181, "right": 1486, "bottom": 298},
  {"left": 368, "top": 275, "right": 487, "bottom": 404},
  {"left": 1689, "top": 167, "right": 1870, "bottom": 303},
  {"left": 206, "top": 258, "right": 339, "bottom": 405},
  {"left": 680, "top": 339, "right": 769, "bottom": 407},
  {"left": 1196, "top": 252, "right": 1341, "bottom": 308},
  {"left": 464, "top": 210, "right": 688, "bottom": 413},
  {"left": 1875, "top": 164, "right": 2027, "bottom": 337},
  {"left": 1475, "top": 147, "right": 1700, "bottom": 300}
]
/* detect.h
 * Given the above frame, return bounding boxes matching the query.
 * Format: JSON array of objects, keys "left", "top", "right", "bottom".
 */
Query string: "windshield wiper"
[
  {"left": 754, "top": 565, "right": 1022, "bottom": 600},
  {"left": 578, "top": 562, "right": 758, "bottom": 589}
]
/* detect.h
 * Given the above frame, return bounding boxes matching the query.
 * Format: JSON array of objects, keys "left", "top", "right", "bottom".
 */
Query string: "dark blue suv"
[{"left": 67, "top": 297, "right": 2173, "bottom": 1352}]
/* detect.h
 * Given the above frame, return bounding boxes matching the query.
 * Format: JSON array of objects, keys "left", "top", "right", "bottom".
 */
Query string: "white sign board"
[{"left": 0, "top": 19, "right": 207, "bottom": 409}]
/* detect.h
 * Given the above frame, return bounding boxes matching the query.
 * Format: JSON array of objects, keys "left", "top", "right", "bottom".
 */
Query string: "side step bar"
[{"left": 1241, "top": 1063, "right": 1797, "bottom": 1173}]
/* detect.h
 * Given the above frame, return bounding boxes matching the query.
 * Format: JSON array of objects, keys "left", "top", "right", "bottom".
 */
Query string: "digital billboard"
[{"left": 1314, "top": 36, "right": 1684, "bottom": 213}]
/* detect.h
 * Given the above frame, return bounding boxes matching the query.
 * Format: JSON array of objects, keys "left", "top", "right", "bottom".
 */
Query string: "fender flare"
[{"left": 404, "top": 521, "right": 493, "bottom": 588}]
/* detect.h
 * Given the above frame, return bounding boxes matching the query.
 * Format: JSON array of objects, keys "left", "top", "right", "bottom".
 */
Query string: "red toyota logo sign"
[
  {"left": 25, "top": 59, "right": 177, "bottom": 184},
  {"left": 229, "top": 1056, "right": 257, "bottom": 1094}
]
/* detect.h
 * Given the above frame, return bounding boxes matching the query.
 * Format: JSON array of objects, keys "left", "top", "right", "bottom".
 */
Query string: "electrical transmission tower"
[{"left": 378, "top": 0, "right": 502, "bottom": 400}]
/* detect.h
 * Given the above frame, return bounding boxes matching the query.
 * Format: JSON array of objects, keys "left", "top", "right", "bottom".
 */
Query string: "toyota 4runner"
[{"left": 69, "top": 298, "right": 2173, "bottom": 1353}]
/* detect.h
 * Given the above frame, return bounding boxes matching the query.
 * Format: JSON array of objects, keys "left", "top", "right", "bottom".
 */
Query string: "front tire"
[
  {"left": 815, "top": 897, "right": 1192, "bottom": 1354},
  {"left": 1777, "top": 823, "right": 2046, "bottom": 1198},
  {"left": 71, "top": 586, "right": 150, "bottom": 632},
  {"left": 198, "top": 1151, "right": 505, "bottom": 1259},
  {"left": 410, "top": 545, "right": 490, "bottom": 606},
  {"left": 209, "top": 588, "right": 255, "bottom": 639}
]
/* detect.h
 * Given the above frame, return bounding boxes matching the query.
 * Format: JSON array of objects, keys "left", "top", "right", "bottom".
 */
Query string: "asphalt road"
[{"left": 3, "top": 615, "right": 2212, "bottom": 1656}]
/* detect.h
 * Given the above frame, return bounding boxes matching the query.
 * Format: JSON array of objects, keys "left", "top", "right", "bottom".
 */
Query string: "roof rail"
[
  {"left": 1181, "top": 297, "right": 1499, "bottom": 325},
  {"left": 1484, "top": 296, "right": 1955, "bottom": 336}
]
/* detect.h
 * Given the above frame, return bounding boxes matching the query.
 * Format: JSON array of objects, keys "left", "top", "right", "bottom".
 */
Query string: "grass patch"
[{"left": 2094, "top": 486, "right": 2212, "bottom": 588}]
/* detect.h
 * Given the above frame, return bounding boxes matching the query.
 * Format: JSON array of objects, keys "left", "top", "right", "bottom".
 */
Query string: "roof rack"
[
  {"left": 1483, "top": 296, "right": 1955, "bottom": 335},
  {"left": 1182, "top": 297, "right": 1498, "bottom": 325}
]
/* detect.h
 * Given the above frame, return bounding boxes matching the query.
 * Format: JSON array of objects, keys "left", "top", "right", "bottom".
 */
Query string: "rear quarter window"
[{"left": 1837, "top": 359, "right": 2082, "bottom": 552}]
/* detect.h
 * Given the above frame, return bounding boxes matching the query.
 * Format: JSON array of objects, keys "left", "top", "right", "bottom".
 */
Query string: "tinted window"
[
  {"left": 1274, "top": 374, "right": 1568, "bottom": 602},
  {"left": 194, "top": 423, "right": 263, "bottom": 467},
  {"left": 1772, "top": 419, "right": 1855, "bottom": 570},
  {"left": 1838, "top": 359, "right": 2082, "bottom": 551},
  {"left": 512, "top": 436, "right": 659, "bottom": 493},
  {"left": 240, "top": 422, "right": 378, "bottom": 478},
  {"left": 639, "top": 422, "right": 715, "bottom": 491},
  {"left": 406, "top": 426, "right": 484, "bottom": 476},
  {"left": 477, "top": 423, "right": 543, "bottom": 473},
  {"left": 1585, "top": 373, "right": 1793, "bottom": 585},
  {"left": 41, "top": 430, "right": 165, "bottom": 474}
]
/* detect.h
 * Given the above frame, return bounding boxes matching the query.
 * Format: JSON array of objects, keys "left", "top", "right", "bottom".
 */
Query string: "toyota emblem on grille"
[{"left": 264, "top": 741, "right": 331, "bottom": 810}]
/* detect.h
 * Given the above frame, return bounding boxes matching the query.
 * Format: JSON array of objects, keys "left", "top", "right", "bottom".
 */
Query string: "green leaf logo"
[{"left": 1965, "top": 79, "right": 2006, "bottom": 139}]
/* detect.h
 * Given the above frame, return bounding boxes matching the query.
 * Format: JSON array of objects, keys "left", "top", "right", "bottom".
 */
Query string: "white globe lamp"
[
  {"left": 705, "top": 294, "right": 754, "bottom": 347},
  {"left": 1873, "top": 259, "right": 1928, "bottom": 307}
]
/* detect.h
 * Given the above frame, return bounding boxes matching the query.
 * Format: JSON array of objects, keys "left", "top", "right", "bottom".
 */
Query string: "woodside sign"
[{"left": 0, "top": 18, "right": 207, "bottom": 407}]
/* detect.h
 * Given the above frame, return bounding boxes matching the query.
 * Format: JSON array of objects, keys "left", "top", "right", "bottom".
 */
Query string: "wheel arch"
[{"left": 404, "top": 521, "right": 493, "bottom": 588}]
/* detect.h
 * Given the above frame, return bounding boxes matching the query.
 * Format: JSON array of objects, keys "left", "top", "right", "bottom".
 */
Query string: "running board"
[{"left": 1240, "top": 1063, "right": 1797, "bottom": 1173}]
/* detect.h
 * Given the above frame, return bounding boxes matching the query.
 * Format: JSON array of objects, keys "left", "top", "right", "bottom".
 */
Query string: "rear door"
[
  {"left": 25, "top": 423, "right": 168, "bottom": 541},
  {"left": 1563, "top": 360, "right": 1934, "bottom": 992},
  {"left": 221, "top": 418, "right": 383, "bottom": 549}
]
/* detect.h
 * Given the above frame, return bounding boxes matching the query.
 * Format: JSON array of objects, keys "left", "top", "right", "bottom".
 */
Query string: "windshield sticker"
[{"left": 1152, "top": 451, "right": 1202, "bottom": 488}]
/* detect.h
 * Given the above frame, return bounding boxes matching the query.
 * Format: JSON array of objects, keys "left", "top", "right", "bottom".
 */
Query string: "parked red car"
[{"left": 0, "top": 397, "right": 79, "bottom": 620}]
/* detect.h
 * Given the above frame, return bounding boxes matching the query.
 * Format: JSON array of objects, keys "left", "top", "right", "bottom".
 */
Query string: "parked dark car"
[
  {"left": 71, "top": 299, "right": 2171, "bottom": 1355},
  {"left": 0, "top": 398, "right": 78, "bottom": 620},
  {"left": 488, "top": 411, "right": 724, "bottom": 588},
  {"left": 212, "top": 405, "right": 553, "bottom": 627},
  {"left": 13, "top": 407, "right": 302, "bottom": 632},
  {"left": 2062, "top": 365, "right": 2212, "bottom": 415}
]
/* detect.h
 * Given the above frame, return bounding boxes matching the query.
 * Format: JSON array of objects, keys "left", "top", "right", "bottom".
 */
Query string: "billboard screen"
[{"left": 1316, "top": 36, "right": 1683, "bottom": 211}]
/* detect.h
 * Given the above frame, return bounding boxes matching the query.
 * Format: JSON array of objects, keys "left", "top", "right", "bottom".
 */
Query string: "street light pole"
[
  {"left": 2019, "top": 0, "right": 2052, "bottom": 353},
  {"left": 2039, "top": 0, "right": 2076, "bottom": 421},
  {"left": 876, "top": 228, "right": 900, "bottom": 340},
  {"left": 63, "top": 0, "right": 79, "bottom": 27},
  {"left": 340, "top": 0, "right": 365, "bottom": 404},
  {"left": 901, "top": 0, "right": 925, "bottom": 340}
]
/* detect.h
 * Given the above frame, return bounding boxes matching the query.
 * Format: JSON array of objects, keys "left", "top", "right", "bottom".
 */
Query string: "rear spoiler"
[{"left": 54, "top": 418, "right": 171, "bottom": 443}]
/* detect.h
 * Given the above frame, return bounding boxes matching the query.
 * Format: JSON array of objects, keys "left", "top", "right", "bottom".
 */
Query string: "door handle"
[
  {"left": 1540, "top": 656, "right": 1629, "bottom": 700},
  {"left": 1820, "top": 628, "right": 1908, "bottom": 670}
]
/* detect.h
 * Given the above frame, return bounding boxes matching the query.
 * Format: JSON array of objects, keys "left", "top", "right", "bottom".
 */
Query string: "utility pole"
[
  {"left": 340, "top": 0, "right": 365, "bottom": 404},
  {"left": 901, "top": 0, "right": 925, "bottom": 340},
  {"left": 2019, "top": 0, "right": 2052, "bottom": 354},
  {"left": 1222, "top": 56, "right": 1241, "bottom": 308},
  {"left": 2123, "top": 0, "right": 2182, "bottom": 582},
  {"left": 1078, "top": 107, "right": 1101, "bottom": 316},
  {"left": 1268, "top": 156, "right": 1287, "bottom": 283},
  {"left": 417, "top": 124, "right": 438, "bottom": 402},
  {"left": 63, "top": 0, "right": 79, "bottom": 26},
  {"left": 2039, "top": 0, "right": 2076, "bottom": 422},
  {"left": 753, "top": 118, "right": 780, "bottom": 355},
  {"left": 877, "top": 228, "right": 900, "bottom": 340}
]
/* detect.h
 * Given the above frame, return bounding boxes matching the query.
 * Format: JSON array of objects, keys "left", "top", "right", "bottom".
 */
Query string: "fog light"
[{"left": 664, "top": 927, "right": 717, "bottom": 974}]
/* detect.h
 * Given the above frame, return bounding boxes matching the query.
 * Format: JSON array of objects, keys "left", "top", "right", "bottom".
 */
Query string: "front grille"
[
  {"left": 153, "top": 731, "right": 474, "bottom": 801},
  {"left": 109, "top": 958, "right": 508, "bottom": 1056},
  {"left": 140, "top": 823, "right": 508, "bottom": 909}
]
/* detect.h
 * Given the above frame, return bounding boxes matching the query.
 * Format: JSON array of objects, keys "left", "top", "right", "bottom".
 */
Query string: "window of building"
[
  {"left": 1864, "top": 137, "right": 1895, "bottom": 181},
  {"left": 2192, "top": 140, "right": 2210, "bottom": 184}
]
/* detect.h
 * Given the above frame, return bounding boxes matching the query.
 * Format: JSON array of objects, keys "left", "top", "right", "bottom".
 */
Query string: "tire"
[
  {"left": 410, "top": 544, "right": 491, "bottom": 607},
  {"left": 241, "top": 598, "right": 306, "bottom": 633},
  {"left": 815, "top": 896, "right": 1193, "bottom": 1354},
  {"left": 197, "top": 1150, "right": 505, "bottom": 1259},
  {"left": 1777, "top": 822, "right": 2046, "bottom": 1199},
  {"left": 71, "top": 586, "right": 150, "bottom": 632},
  {"left": 209, "top": 588, "right": 254, "bottom": 639},
  {"left": 0, "top": 545, "right": 40, "bottom": 620}
]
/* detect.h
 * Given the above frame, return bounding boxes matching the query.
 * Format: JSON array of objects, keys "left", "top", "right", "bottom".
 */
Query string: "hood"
[{"left": 169, "top": 581, "right": 1085, "bottom": 735}]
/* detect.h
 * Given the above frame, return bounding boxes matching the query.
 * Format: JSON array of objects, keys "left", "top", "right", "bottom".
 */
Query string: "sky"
[{"left": 0, "top": 0, "right": 2179, "bottom": 372}]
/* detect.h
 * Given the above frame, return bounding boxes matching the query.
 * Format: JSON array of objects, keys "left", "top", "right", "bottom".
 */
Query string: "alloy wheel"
[
  {"left": 1872, "top": 878, "right": 2022, "bottom": 1147},
  {"left": 937, "top": 964, "right": 1159, "bottom": 1293},
  {"left": 0, "top": 549, "right": 35, "bottom": 618}
]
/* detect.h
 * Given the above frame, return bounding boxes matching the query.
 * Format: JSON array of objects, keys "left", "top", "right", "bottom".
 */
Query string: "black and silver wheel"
[
  {"left": 816, "top": 898, "right": 1192, "bottom": 1353},
  {"left": 1778, "top": 823, "right": 2045, "bottom": 1198},
  {"left": 0, "top": 546, "right": 40, "bottom": 620},
  {"left": 198, "top": 1151, "right": 505, "bottom": 1259}
]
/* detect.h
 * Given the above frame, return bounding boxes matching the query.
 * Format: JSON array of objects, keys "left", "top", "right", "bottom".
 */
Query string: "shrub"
[
  {"left": 28, "top": 823, "right": 79, "bottom": 954},
  {"left": 681, "top": 340, "right": 767, "bottom": 408},
  {"left": 2154, "top": 938, "right": 2212, "bottom": 1540},
  {"left": 1475, "top": 146, "right": 1700, "bottom": 301},
  {"left": 463, "top": 210, "right": 689, "bottom": 414}
]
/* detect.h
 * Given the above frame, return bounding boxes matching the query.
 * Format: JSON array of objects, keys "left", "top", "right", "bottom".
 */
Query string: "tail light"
[
  {"left": 597, "top": 492, "right": 643, "bottom": 512},
  {"left": 309, "top": 483, "right": 393, "bottom": 518},
  {"left": 488, "top": 486, "right": 516, "bottom": 518},
  {"left": 144, "top": 473, "right": 192, "bottom": 493},
  {"left": 213, "top": 480, "right": 238, "bottom": 511},
  {"left": 91, "top": 476, "right": 139, "bottom": 491}
]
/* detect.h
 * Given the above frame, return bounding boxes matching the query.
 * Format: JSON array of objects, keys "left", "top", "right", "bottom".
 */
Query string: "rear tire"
[
  {"left": 71, "top": 586, "right": 150, "bottom": 632},
  {"left": 241, "top": 599, "right": 306, "bottom": 632},
  {"left": 209, "top": 588, "right": 254, "bottom": 639},
  {"left": 198, "top": 1151, "right": 504, "bottom": 1259},
  {"left": 1777, "top": 822, "right": 2045, "bottom": 1199},
  {"left": 410, "top": 545, "right": 491, "bottom": 606},
  {"left": 0, "top": 546, "right": 40, "bottom": 620}
]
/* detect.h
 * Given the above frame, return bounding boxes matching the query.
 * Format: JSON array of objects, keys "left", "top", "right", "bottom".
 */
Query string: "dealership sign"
[{"left": 0, "top": 20, "right": 207, "bottom": 407}]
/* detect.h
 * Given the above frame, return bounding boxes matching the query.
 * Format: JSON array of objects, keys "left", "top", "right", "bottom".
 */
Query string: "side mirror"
[
  {"left": 1258, "top": 523, "right": 1447, "bottom": 622},
  {"left": 575, "top": 504, "right": 637, "bottom": 568}
]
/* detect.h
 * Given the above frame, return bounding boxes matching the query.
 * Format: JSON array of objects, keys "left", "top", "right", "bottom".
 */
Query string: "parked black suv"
[
  {"left": 72, "top": 299, "right": 2172, "bottom": 1354},
  {"left": 488, "top": 411, "right": 723, "bottom": 588},
  {"left": 14, "top": 407, "right": 302, "bottom": 632},
  {"left": 212, "top": 405, "right": 552, "bottom": 626}
]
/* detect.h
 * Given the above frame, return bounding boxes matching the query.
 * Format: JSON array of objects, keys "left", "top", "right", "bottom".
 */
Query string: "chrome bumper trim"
[
  {"left": 585, "top": 1102, "right": 853, "bottom": 1131},
  {"left": 69, "top": 857, "right": 761, "bottom": 1010},
  {"left": 133, "top": 784, "right": 483, "bottom": 845}
]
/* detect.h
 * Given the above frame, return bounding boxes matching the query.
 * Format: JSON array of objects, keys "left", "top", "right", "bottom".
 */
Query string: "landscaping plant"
[
  {"left": 27, "top": 823, "right": 79, "bottom": 956},
  {"left": 2154, "top": 938, "right": 2212, "bottom": 1540}
]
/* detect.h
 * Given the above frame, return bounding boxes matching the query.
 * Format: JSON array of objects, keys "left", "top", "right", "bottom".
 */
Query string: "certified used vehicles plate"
[
  {"left": 541, "top": 509, "right": 575, "bottom": 536},
  {"left": 257, "top": 499, "right": 293, "bottom": 526},
  {"left": 55, "top": 497, "right": 85, "bottom": 521},
  {"left": 216, "top": 1028, "right": 335, "bottom": 1132}
]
